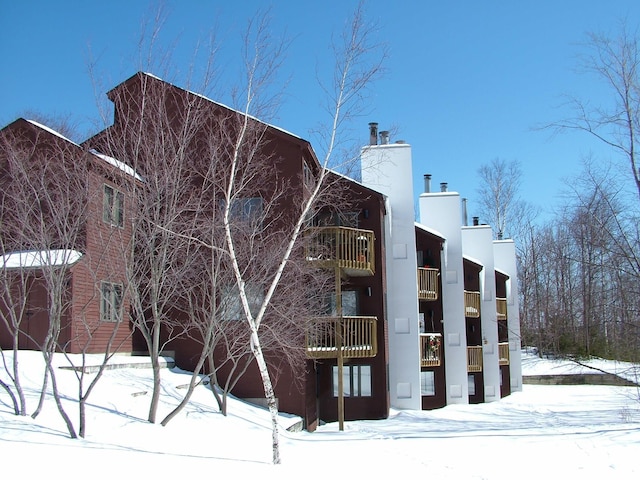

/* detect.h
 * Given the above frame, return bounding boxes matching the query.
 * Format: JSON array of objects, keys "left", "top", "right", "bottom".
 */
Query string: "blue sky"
[{"left": 2, "top": 1, "right": 639, "bottom": 222}]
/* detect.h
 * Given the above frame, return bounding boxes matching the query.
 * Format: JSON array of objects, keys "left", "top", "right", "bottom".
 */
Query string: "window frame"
[
  {"left": 103, "top": 184, "right": 124, "bottom": 228},
  {"left": 332, "top": 364, "right": 372, "bottom": 398},
  {"left": 100, "top": 281, "right": 123, "bottom": 323},
  {"left": 420, "top": 370, "right": 436, "bottom": 396},
  {"left": 220, "top": 283, "right": 265, "bottom": 321},
  {"left": 227, "top": 197, "right": 263, "bottom": 222}
]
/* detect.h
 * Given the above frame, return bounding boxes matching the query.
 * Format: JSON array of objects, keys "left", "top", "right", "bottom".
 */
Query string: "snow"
[
  {"left": 415, "top": 221, "right": 446, "bottom": 240},
  {"left": 1, "top": 350, "right": 639, "bottom": 478},
  {"left": 89, "top": 149, "right": 143, "bottom": 181},
  {"left": 1, "top": 249, "right": 83, "bottom": 269},
  {"left": 522, "top": 347, "right": 640, "bottom": 384},
  {"left": 25, "top": 119, "right": 80, "bottom": 146}
]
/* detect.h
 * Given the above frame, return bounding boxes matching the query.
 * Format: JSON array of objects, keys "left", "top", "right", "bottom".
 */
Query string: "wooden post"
[{"left": 335, "top": 264, "right": 344, "bottom": 431}]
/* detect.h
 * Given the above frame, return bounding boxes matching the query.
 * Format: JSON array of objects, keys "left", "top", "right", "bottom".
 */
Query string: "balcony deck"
[
  {"left": 305, "top": 226, "right": 375, "bottom": 276},
  {"left": 467, "top": 345, "right": 483, "bottom": 372},
  {"left": 417, "top": 267, "right": 439, "bottom": 301},
  {"left": 305, "top": 316, "right": 378, "bottom": 359},
  {"left": 498, "top": 342, "right": 510, "bottom": 365},
  {"left": 496, "top": 298, "right": 507, "bottom": 321},
  {"left": 420, "top": 333, "right": 442, "bottom": 367},
  {"left": 464, "top": 290, "right": 481, "bottom": 318}
]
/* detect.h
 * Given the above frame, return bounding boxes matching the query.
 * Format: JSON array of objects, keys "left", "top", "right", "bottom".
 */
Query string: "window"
[
  {"left": 327, "top": 290, "right": 358, "bottom": 316},
  {"left": 103, "top": 184, "right": 124, "bottom": 227},
  {"left": 468, "top": 374, "right": 476, "bottom": 396},
  {"left": 420, "top": 371, "right": 435, "bottom": 396},
  {"left": 337, "top": 211, "right": 359, "bottom": 228},
  {"left": 312, "top": 211, "right": 359, "bottom": 228},
  {"left": 303, "top": 160, "right": 314, "bottom": 188},
  {"left": 220, "top": 283, "right": 264, "bottom": 321},
  {"left": 101, "top": 281, "right": 123, "bottom": 322},
  {"left": 227, "top": 197, "right": 263, "bottom": 222},
  {"left": 332, "top": 364, "right": 371, "bottom": 397}
]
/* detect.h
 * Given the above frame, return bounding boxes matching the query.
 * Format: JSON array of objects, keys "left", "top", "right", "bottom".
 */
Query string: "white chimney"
[
  {"left": 368, "top": 122, "right": 378, "bottom": 145},
  {"left": 424, "top": 174, "right": 432, "bottom": 193},
  {"left": 462, "top": 198, "right": 468, "bottom": 226}
]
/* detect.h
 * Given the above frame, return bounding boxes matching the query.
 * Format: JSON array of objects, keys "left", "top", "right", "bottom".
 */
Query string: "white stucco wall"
[
  {"left": 361, "top": 143, "right": 421, "bottom": 410},
  {"left": 418, "top": 192, "right": 469, "bottom": 405},
  {"left": 493, "top": 240, "right": 522, "bottom": 392},
  {"left": 462, "top": 225, "right": 501, "bottom": 402}
]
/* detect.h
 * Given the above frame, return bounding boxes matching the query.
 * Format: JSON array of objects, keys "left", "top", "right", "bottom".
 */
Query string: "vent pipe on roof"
[
  {"left": 440, "top": 182, "right": 448, "bottom": 192},
  {"left": 424, "top": 174, "right": 432, "bottom": 193},
  {"left": 368, "top": 122, "right": 378, "bottom": 145},
  {"left": 473, "top": 216, "right": 479, "bottom": 226},
  {"left": 462, "top": 198, "right": 468, "bottom": 226},
  {"left": 497, "top": 230, "right": 504, "bottom": 240},
  {"left": 380, "top": 130, "right": 390, "bottom": 145}
]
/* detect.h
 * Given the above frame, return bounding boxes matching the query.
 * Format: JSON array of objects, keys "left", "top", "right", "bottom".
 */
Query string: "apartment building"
[
  {"left": 360, "top": 126, "right": 522, "bottom": 410},
  {"left": 1, "top": 73, "right": 520, "bottom": 431}
]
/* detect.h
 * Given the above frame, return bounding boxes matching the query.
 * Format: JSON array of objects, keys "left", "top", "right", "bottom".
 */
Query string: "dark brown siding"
[{"left": 416, "top": 228, "right": 446, "bottom": 409}]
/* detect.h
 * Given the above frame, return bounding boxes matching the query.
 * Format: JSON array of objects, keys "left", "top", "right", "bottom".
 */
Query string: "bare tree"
[
  {"left": 213, "top": 3, "right": 385, "bottom": 463},
  {"left": 80, "top": 1, "right": 384, "bottom": 463},
  {"left": 550, "top": 22, "right": 640, "bottom": 201},
  {"left": 518, "top": 159, "right": 640, "bottom": 361},
  {"left": 475, "top": 158, "right": 528, "bottom": 240},
  {"left": 0, "top": 120, "right": 96, "bottom": 437}
]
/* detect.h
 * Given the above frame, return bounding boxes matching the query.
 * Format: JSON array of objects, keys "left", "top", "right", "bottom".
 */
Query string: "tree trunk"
[{"left": 249, "top": 326, "right": 280, "bottom": 465}]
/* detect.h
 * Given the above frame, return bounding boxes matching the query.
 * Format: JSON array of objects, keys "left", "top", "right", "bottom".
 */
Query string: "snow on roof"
[
  {"left": 25, "top": 119, "right": 80, "bottom": 147},
  {"left": 136, "top": 72, "right": 304, "bottom": 141},
  {"left": 90, "top": 149, "right": 143, "bottom": 181},
  {"left": 415, "top": 222, "right": 445, "bottom": 240},
  {"left": 495, "top": 267, "right": 509, "bottom": 278},
  {"left": 188, "top": 89, "right": 302, "bottom": 140},
  {"left": 1, "top": 250, "right": 83, "bottom": 269},
  {"left": 462, "top": 254, "right": 484, "bottom": 268}
]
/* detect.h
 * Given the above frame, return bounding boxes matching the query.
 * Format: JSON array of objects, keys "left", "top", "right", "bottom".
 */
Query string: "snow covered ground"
[{"left": 1, "top": 350, "right": 639, "bottom": 479}]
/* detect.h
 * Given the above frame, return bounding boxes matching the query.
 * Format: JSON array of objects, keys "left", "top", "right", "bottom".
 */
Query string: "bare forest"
[{"left": 478, "top": 24, "right": 640, "bottom": 365}]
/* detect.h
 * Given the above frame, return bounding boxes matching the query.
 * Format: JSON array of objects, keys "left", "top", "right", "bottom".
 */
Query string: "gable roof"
[
  {"left": 108, "top": 72, "right": 305, "bottom": 141},
  {"left": 89, "top": 149, "right": 143, "bottom": 181},
  {"left": 415, "top": 222, "right": 445, "bottom": 241},
  {"left": 1, "top": 249, "right": 83, "bottom": 269}
]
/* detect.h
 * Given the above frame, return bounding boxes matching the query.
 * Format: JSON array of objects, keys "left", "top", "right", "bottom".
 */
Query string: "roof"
[
  {"left": 415, "top": 222, "right": 445, "bottom": 240},
  {"left": 109, "top": 72, "right": 305, "bottom": 142},
  {"left": 2, "top": 250, "right": 83, "bottom": 269},
  {"left": 495, "top": 267, "right": 510, "bottom": 279},
  {"left": 463, "top": 254, "right": 484, "bottom": 269},
  {"left": 25, "top": 119, "right": 80, "bottom": 147},
  {"left": 90, "top": 149, "right": 143, "bottom": 181},
  {"left": 8, "top": 119, "right": 142, "bottom": 183}
]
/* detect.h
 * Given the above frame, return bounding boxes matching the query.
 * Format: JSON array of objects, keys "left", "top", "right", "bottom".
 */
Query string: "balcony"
[
  {"left": 417, "top": 267, "right": 439, "bottom": 301},
  {"left": 467, "top": 346, "right": 483, "bottom": 372},
  {"left": 420, "top": 333, "right": 442, "bottom": 367},
  {"left": 305, "top": 316, "right": 378, "bottom": 359},
  {"left": 305, "top": 227, "right": 375, "bottom": 276},
  {"left": 498, "top": 342, "right": 510, "bottom": 365},
  {"left": 496, "top": 298, "right": 507, "bottom": 321},
  {"left": 464, "top": 290, "right": 481, "bottom": 318}
]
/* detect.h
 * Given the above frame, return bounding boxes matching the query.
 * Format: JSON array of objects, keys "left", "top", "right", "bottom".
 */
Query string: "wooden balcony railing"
[
  {"left": 464, "top": 290, "right": 481, "bottom": 318},
  {"left": 305, "top": 316, "right": 378, "bottom": 359},
  {"left": 420, "top": 333, "right": 442, "bottom": 367},
  {"left": 467, "top": 346, "right": 483, "bottom": 372},
  {"left": 496, "top": 298, "right": 507, "bottom": 321},
  {"left": 498, "top": 342, "right": 510, "bottom": 366},
  {"left": 305, "top": 227, "right": 375, "bottom": 276},
  {"left": 417, "top": 267, "right": 439, "bottom": 301}
]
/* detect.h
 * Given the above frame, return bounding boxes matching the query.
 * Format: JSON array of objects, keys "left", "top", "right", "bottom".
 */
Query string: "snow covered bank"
[{"left": 1, "top": 350, "right": 639, "bottom": 478}]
